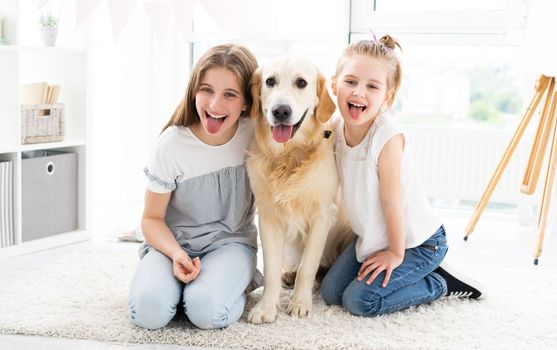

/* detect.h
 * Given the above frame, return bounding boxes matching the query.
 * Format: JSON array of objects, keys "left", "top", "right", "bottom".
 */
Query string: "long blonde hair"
[
  {"left": 335, "top": 35, "right": 402, "bottom": 108},
  {"left": 161, "top": 44, "right": 258, "bottom": 133}
]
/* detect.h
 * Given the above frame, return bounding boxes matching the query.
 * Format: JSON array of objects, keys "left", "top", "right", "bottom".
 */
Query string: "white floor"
[{"left": 1, "top": 207, "right": 556, "bottom": 350}]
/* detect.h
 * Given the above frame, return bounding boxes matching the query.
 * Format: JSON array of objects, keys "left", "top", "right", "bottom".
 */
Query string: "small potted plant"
[
  {"left": 0, "top": 15, "right": 6, "bottom": 44},
  {"left": 33, "top": 0, "right": 61, "bottom": 46}
]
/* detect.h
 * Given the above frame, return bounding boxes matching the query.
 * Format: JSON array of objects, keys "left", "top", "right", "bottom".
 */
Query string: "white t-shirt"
[
  {"left": 334, "top": 113, "right": 442, "bottom": 262},
  {"left": 145, "top": 117, "right": 255, "bottom": 193}
]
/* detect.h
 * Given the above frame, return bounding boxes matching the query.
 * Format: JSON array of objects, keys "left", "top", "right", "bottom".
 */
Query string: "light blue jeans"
[
  {"left": 129, "top": 242, "right": 256, "bottom": 329},
  {"left": 321, "top": 226, "right": 448, "bottom": 317}
]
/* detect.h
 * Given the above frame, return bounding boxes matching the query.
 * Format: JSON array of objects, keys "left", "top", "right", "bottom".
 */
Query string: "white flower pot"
[{"left": 40, "top": 25, "right": 58, "bottom": 46}]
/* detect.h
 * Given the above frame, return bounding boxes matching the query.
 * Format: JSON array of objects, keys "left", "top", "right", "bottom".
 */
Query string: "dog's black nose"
[{"left": 271, "top": 104, "right": 292, "bottom": 121}]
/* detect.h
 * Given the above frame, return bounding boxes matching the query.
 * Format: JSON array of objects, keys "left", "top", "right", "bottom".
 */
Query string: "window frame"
[{"left": 350, "top": 0, "right": 527, "bottom": 46}]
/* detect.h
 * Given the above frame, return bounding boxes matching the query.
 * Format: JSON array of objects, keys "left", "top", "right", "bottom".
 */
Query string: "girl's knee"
[
  {"left": 185, "top": 289, "right": 244, "bottom": 329},
  {"left": 128, "top": 291, "right": 178, "bottom": 330},
  {"left": 186, "top": 303, "right": 233, "bottom": 329},
  {"left": 342, "top": 283, "right": 382, "bottom": 317}
]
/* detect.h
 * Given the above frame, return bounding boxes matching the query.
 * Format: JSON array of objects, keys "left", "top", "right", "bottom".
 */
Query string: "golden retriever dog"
[{"left": 246, "top": 56, "right": 353, "bottom": 324}]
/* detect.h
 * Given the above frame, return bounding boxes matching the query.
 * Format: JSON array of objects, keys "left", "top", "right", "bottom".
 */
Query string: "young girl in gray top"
[{"left": 129, "top": 44, "right": 259, "bottom": 330}]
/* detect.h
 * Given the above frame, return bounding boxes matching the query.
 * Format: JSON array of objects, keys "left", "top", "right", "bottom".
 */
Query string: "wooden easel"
[{"left": 464, "top": 75, "right": 557, "bottom": 265}]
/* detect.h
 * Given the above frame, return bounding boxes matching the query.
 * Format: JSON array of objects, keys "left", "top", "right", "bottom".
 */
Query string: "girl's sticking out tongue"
[
  {"left": 348, "top": 102, "right": 366, "bottom": 120},
  {"left": 206, "top": 115, "right": 225, "bottom": 133}
]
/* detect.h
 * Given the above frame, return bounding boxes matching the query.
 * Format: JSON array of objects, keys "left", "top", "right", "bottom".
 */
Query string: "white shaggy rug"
[{"left": 1, "top": 241, "right": 556, "bottom": 350}]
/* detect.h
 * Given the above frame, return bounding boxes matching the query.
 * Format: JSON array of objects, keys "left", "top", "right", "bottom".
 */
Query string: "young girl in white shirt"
[
  {"left": 129, "top": 44, "right": 261, "bottom": 329},
  {"left": 320, "top": 35, "right": 484, "bottom": 317}
]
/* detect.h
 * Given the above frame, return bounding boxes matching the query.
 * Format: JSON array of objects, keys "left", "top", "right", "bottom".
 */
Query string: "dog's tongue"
[
  {"left": 348, "top": 104, "right": 365, "bottom": 120},
  {"left": 206, "top": 116, "right": 225, "bottom": 133},
  {"left": 272, "top": 125, "right": 294, "bottom": 143}
]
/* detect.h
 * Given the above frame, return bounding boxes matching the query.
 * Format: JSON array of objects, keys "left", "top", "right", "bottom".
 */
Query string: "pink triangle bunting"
[
  {"left": 75, "top": 0, "right": 103, "bottom": 29},
  {"left": 107, "top": 0, "right": 140, "bottom": 41},
  {"left": 172, "top": 0, "right": 196, "bottom": 39},
  {"left": 143, "top": 0, "right": 173, "bottom": 44}
]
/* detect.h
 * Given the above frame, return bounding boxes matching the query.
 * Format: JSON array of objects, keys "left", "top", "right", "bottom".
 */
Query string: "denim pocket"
[
  {"left": 416, "top": 241, "right": 440, "bottom": 261},
  {"left": 435, "top": 227, "right": 448, "bottom": 250},
  {"left": 416, "top": 226, "right": 447, "bottom": 260},
  {"left": 420, "top": 243, "right": 439, "bottom": 252}
]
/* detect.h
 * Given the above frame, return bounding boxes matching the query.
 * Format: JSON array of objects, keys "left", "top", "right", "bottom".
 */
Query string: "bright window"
[
  {"left": 392, "top": 45, "right": 532, "bottom": 130},
  {"left": 350, "top": 0, "right": 533, "bottom": 130}
]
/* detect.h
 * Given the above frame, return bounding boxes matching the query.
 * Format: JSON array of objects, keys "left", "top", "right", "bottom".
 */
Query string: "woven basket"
[{"left": 21, "top": 104, "right": 65, "bottom": 144}]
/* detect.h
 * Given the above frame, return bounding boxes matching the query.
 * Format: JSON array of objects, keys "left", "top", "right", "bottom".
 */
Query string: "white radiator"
[{"left": 406, "top": 126, "right": 539, "bottom": 206}]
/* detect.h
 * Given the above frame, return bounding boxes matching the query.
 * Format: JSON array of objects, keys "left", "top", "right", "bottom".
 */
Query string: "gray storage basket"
[
  {"left": 21, "top": 150, "right": 77, "bottom": 242},
  {"left": 21, "top": 103, "right": 65, "bottom": 144}
]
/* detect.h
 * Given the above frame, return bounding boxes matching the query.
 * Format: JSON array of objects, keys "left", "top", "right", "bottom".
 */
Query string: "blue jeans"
[
  {"left": 128, "top": 242, "right": 256, "bottom": 329},
  {"left": 321, "top": 226, "right": 448, "bottom": 317}
]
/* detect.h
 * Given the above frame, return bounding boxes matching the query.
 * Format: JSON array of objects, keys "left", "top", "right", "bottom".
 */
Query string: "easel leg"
[
  {"left": 464, "top": 75, "right": 551, "bottom": 240},
  {"left": 536, "top": 89, "right": 557, "bottom": 228},
  {"left": 521, "top": 77, "right": 556, "bottom": 194},
  {"left": 533, "top": 90, "right": 557, "bottom": 265}
]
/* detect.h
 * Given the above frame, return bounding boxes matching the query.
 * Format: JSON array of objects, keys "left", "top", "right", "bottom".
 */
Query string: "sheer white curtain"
[{"left": 88, "top": 1, "right": 190, "bottom": 236}]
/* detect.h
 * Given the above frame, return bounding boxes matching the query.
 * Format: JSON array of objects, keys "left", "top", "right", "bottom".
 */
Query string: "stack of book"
[
  {"left": 0, "top": 160, "right": 14, "bottom": 248},
  {"left": 21, "top": 82, "right": 61, "bottom": 105}
]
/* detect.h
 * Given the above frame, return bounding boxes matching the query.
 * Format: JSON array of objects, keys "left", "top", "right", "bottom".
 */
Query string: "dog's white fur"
[{"left": 246, "top": 56, "right": 353, "bottom": 324}]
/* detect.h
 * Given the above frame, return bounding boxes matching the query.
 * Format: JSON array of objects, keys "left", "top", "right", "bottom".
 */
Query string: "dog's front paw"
[
  {"left": 286, "top": 294, "right": 312, "bottom": 317},
  {"left": 248, "top": 300, "right": 278, "bottom": 324}
]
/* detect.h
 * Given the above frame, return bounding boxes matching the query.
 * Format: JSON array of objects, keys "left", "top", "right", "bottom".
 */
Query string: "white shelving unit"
[{"left": 0, "top": 0, "right": 89, "bottom": 258}]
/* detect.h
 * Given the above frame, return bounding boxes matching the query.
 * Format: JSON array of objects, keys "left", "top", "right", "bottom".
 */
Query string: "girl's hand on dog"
[
  {"left": 358, "top": 250, "right": 403, "bottom": 288},
  {"left": 172, "top": 250, "right": 201, "bottom": 283}
]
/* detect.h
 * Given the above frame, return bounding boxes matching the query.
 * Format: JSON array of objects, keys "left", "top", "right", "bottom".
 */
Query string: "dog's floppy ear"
[
  {"left": 249, "top": 68, "right": 262, "bottom": 119},
  {"left": 315, "top": 74, "right": 336, "bottom": 123}
]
